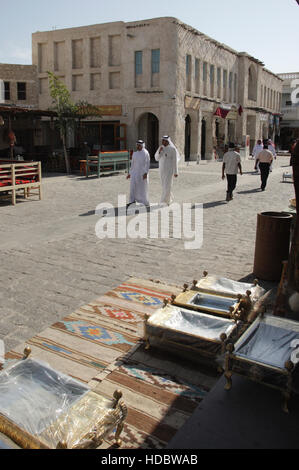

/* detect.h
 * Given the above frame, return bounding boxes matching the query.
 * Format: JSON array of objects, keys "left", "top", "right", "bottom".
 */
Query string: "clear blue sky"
[{"left": 0, "top": 0, "right": 298, "bottom": 74}]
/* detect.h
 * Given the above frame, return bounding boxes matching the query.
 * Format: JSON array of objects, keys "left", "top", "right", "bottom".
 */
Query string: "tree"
[
  {"left": 48, "top": 72, "right": 77, "bottom": 173},
  {"left": 48, "top": 72, "right": 101, "bottom": 174}
]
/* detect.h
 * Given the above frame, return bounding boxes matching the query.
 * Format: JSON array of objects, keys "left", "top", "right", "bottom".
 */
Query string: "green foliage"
[
  {"left": 48, "top": 72, "right": 77, "bottom": 115},
  {"left": 47, "top": 72, "right": 102, "bottom": 173}
]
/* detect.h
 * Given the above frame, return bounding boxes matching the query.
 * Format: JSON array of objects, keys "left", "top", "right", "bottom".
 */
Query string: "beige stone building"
[
  {"left": 0, "top": 63, "right": 39, "bottom": 154},
  {"left": 32, "top": 17, "right": 283, "bottom": 161},
  {"left": 0, "top": 63, "right": 38, "bottom": 108}
]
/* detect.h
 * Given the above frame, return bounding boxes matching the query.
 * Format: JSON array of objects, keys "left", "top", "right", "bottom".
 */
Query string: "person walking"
[
  {"left": 255, "top": 142, "right": 273, "bottom": 191},
  {"left": 126, "top": 140, "right": 150, "bottom": 208},
  {"left": 252, "top": 139, "right": 263, "bottom": 173},
  {"left": 222, "top": 142, "right": 242, "bottom": 201},
  {"left": 289, "top": 139, "right": 298, "bottom": 166},
  {"left": 155, "top": 135, "right": 179, "bottom": 205}
]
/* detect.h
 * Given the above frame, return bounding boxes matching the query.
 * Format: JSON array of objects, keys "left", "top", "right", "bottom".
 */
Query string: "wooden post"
[
  {"left": 11, "top": 164, "right": 16, "bottom": 205},
  {"left": 38, "top": 162, "right": 42, "bottom": 200}
]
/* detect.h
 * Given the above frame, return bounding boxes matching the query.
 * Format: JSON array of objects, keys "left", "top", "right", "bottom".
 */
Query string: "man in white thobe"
[
  {"left": 127, "top": 140, "right": 150, "bottom": 208},
  {"left": 252, "top": 139, "right": 263, "bottom": 174},
  {"left": 155, "top": 136, "right": 179, "bottom": 205}
]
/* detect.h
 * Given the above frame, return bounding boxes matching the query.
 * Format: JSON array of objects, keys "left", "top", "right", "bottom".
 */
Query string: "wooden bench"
[
  {"left": 85, "top": 151, "right": 130, "bottom": 178},
  {"left": 0, "top": 161, "right": 42, "bottom": 205}
]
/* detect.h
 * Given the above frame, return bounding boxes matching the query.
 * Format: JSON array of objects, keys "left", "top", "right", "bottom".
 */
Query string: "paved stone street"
[{"left": 0, "top": 155, "right": 295, "bottom": 352}]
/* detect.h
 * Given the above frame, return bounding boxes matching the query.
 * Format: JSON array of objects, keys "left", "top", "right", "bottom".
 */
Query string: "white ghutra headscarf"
[
  {"left": 162, "top": 135, "right": 181, "bottom": 162},
  {"left": 136, "top": 139, "right": 146, "bottom": 150}
]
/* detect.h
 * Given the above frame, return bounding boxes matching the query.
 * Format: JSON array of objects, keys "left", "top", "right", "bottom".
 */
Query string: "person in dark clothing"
[{"left": 289, "top": 139, "right": 298, "bottom": 166}]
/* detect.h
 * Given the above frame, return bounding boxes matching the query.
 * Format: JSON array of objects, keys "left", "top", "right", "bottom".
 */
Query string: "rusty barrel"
[{"left": 253, "top": 211, "right": 293, "bottom": 281}]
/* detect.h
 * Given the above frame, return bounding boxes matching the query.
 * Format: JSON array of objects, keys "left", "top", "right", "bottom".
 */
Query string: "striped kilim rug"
[{"left": 6, "top": 277, "right": 220, "bottom": 449}]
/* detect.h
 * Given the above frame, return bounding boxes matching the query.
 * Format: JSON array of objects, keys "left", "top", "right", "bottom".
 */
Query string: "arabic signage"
[{"left": 96, "top": 105, "right": 123, "bottom": 116}]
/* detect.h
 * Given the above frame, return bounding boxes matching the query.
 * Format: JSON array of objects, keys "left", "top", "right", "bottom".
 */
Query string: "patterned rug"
[{"left": 5, "top": 277, "right": 220, "bottom": 449}]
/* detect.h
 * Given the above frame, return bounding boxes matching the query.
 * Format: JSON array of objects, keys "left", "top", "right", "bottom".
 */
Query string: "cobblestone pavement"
[{"left": 0, "top": 156, "right": 295, "bottom": 352}]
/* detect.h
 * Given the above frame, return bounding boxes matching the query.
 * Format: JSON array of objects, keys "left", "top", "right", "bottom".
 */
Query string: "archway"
[
  {"left": 184, "top": 115, "right": 191, "bottom": 161},
  {"left": 201, "top": 119, "right": 206, "bottom": 160},
  {"left": 138, "top": 113, "right": 159, "bottom": 161}
]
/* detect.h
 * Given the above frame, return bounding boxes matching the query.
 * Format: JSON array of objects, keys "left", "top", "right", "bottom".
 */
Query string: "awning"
[
  {"left": 214, "top": 107, "right": 230, "bottom": 119},
  {"left": 214, "top": 105, "right": 243, "bottom": 119}
]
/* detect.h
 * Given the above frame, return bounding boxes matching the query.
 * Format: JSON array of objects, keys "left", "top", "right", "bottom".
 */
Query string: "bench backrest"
[
  {"left": 0, "top": 162, "right": 41, "bottom": 184},
  {"left": 99, "top": 152, "right": 130, "bottom": 162}
]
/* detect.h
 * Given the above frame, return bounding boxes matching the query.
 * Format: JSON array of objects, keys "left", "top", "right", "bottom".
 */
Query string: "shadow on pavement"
[
  {"left": 203, "top": 201, "right": 227, "bottom": 209},
  {"left": 80, "top": 203, "right": 161, "bottom": 218},
  {"left": 237, "top": 188, "right": 261, "bottom": 194}
]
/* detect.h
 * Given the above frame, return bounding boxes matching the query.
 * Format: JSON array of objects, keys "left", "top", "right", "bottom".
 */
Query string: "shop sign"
[
  {"left": 185, "top": 96, "right": 200, "bottom": 110},
  {"left": 96, "top": 105, "right": 123, "bottom": 116},
  {"left": 226, "top": 109, "right": 238, "bottom": 120},
  {"left": 259, "top": 114, "right": 268, "bottom": 122}
]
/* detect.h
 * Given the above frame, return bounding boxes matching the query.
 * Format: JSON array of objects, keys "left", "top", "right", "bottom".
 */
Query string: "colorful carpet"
[{"left": 5, "top": 277, "right": 219, "bottom": 449}]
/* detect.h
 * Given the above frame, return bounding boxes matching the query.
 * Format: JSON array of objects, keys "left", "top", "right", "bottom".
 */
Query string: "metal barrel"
[{"left": 253, "top": 211, "right": 293, "bottom": 281}]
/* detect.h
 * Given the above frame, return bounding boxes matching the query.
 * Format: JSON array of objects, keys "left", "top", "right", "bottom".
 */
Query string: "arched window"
[{"left": 248, "top": 65, "right": 257, "bottom": 101}]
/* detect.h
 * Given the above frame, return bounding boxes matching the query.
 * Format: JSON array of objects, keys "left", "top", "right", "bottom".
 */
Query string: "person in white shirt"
[
  {"left": 255, "top": 143, "right": 273, "bottom": 191},
  {"left": 222, "top": 142, "right": 243, "bottom": 201},
  {"left": 127, "top": 140, "right": 150, "bottom": 208},
  {"left": 155, "top": 135, "right": 179, "bottom": 205},
  {"left": 252, "top": 139, "right": 263, "bottom": 174}
]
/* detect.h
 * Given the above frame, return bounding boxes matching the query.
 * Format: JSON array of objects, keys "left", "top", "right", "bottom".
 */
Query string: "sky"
[{"left": 0, "top": 0, "right": 298, "bottom": 74}]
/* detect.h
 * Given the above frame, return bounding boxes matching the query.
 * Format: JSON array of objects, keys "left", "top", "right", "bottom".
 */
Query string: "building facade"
[
  {"left": 278, "top": 72, "right": 299, "bottom": 150},
  {"left": 31, "top": 17, "right": 283, "bottom": 161}
]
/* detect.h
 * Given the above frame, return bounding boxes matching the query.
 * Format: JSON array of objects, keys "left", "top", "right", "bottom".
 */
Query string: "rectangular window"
[
  {"left": 17, "top": 82, "right": 26, "bottom": 100},
  {"left": 90, "top": 73, "right": 101, "bottom": 91},
  {"left": 217, "top": 67, "right": 221, "bottom": 98},
  {"left": 203, "top": 62, "right": 207, "bottom": 95},
  {"left": 264, "top": 87, "right": 267, "bottom": 107},
  {"left": 210, "top": 64, "right": 215, "bottom": 97},
  {"left": 151, "top": 49, "right": 160, "bottom": 74},
  {"left": 203, "top": 62, "right": 207, "bottom": 82},
  {"left": 38, "top": 43, "right": 48, "bottom": 73},
  {"left": 135, "top": 51, "right": 143, "bottom": 75},
  {"left": 54, "top": 41, "right": 65, "bottom": 72},
  {"left": 72, "top": 74, "right": 83, "bottom": 92},
  {"left": 210, "top": 65, "right": 215, "bottom": 83},
  {"left": 229, "top": 71, "right": 233, "bottom": 101},
  {"left": 223, "top": 70, "right": 227, "bottom": 100},
  {"left": 4, "top": 82, "right": 10, "bottom": 100},
  {"left": 39, "top": 77, "right": 48, "bottom": 95},
  {"left": 90, "top": 37, "right": 101, "bottom": 68},
  {"left": 234, "top": 73, "right": 238, "bottom": 103},
  {"left": 195, "top": 58, "right": 200, "bottom": 93},
  {"left": 72, "top": 39, "right": 83, "bottom": 69},
  {"left": 186, "top": 54, "right": 191, "bottom": 75},
  {"left": 109, "top": 35, "right": 121, "bottom": 66},
  {"left": 186, "top": 54, "right": 192, "bottom": 91},
  {"left": 109, "top": 72, "right": 120, "bottom": 89}
]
